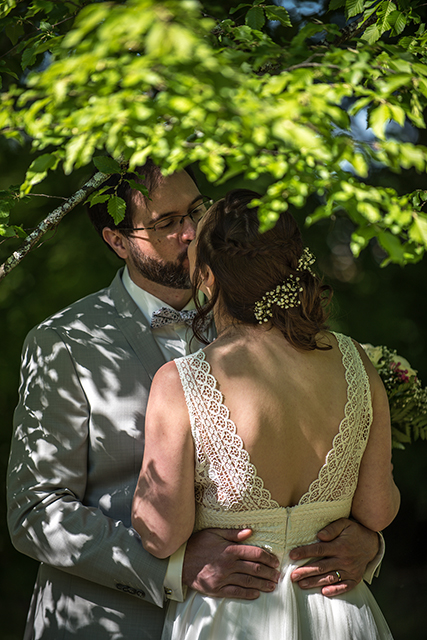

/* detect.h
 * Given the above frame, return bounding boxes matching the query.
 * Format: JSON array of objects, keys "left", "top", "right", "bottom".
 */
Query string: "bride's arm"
[
  {"left": 132, "top": 361, "right": 195, "bottom": 559},
  {"left": 350, "top": 343, "right": 401, "bottom": 532}
]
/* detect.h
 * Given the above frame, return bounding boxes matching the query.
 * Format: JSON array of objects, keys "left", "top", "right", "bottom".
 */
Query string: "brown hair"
[{"left": 192, "top": 189, "right": 332, "bottom": 351}]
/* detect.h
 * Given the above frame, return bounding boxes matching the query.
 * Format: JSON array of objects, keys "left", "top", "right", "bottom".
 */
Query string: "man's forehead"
[{"left": 133, "top": 171, "right": 200, "bottom": 219}]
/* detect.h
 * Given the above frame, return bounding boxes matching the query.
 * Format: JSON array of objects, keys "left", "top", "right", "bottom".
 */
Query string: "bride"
[{"left": 132, "top": 189, "right": 400, "bottom": 639}]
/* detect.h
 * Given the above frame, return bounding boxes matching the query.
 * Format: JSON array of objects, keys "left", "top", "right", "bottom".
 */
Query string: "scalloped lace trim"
[{"left": 175, "top": 332, "right": 372, "bottom": 513}]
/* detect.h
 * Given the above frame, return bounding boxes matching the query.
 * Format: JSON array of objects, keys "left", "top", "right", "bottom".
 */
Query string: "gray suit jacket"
[{"left": 7, "top": 269, "right": 171, "bottom": 640}]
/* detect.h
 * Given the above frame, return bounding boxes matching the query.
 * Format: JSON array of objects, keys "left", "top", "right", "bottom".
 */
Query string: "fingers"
[
  {"left": 183, "top": 529, "right": 281, "bottom": 599},
  {"left": 289, "top": 518, "right": 354, "bottom": 561},
  {"left": 291, "top": 565, "right": 358, "bottom": 596},
  {"left": 316, "top": 517, "right": 350, "bottom": 542},
  {"left": 230, "top": 543, "right": 280, "bottom": 569},
  {"left": 225, "top": 570, "right": 278, "bottom": 595},
  {"left": 236, "top": 559, "right": 281, "bottom": 584},
  {"left": 322, "top": 582, "right": 354, "bottom": 597},
  {"left": 289, "top": 540, "right": 331, "bottom": 561},
  {"left": 189, "top": 561, "right": 280, "bottom": 599},
  {"left": 208, "top": 566, "right": 278, "bottom": 599},
  {"left": 209, "top": 527, "right": 253, "bottom": 543},
  {"left": 217, "top": 585, "right": 261, "bottom": 600},
  {"left": 290, "top": 558, "right": 359, "bottom": 583}
]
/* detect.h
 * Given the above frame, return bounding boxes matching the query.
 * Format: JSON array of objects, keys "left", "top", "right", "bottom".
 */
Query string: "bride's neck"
[{"left": 213, "top": 307, "right": 271, "bottom": 341}]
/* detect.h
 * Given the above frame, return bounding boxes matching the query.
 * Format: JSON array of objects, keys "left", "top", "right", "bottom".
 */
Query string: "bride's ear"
[{"left": 200, "top": 266, "right": 215, "bottom": 298}]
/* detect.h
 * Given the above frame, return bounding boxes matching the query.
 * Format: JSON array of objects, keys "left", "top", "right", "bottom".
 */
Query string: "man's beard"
[{"left": 128, "top": 241, "right": 191, "bottom": 290}]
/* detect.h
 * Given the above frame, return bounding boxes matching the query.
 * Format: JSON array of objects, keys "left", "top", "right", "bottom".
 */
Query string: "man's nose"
[{"left": 180, "top": 214, "right": 197, "bottom": 242}]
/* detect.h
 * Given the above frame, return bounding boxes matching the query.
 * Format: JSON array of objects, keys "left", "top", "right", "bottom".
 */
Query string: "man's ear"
[{"left": 102, "top": 228, "right": 129, "bottom": 259}]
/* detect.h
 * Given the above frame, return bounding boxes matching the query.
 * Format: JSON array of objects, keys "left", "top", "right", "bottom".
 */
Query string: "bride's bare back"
[{"left": 203, "top": 328, "right": 350, "bottom": 507}]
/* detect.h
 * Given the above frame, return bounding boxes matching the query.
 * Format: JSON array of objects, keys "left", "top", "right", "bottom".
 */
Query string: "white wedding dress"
[{"left": 167, "top": 332, "right": 393, "bottom": 640}]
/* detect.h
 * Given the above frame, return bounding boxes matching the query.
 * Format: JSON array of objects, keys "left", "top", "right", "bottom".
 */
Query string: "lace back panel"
[{"left": 174, "top": 332, "right": 372, "bottom": 517}]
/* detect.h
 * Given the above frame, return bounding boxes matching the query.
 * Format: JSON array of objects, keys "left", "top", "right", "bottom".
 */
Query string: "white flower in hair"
[{"left": 253, "top": 248, "right": 316, "bottom": 324}]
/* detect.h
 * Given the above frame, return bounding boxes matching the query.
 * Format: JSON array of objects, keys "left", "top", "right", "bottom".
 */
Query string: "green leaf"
[
  {"left": 264, "top": 6, "right": 292, "bottom": 27},
  {"left": 388, "top": 11, "right": 407, "bottom": 35},
  {"left": 409, "top": 215, "right": 427, "bottom": 247},
  {"left": 88, "top": 194, "right": 110, "bottom": 207},
  {"left": 229, "top": 3, "right": 251, "bottom": 14},
  {"left": 346, "top": 0, "right": 363, "bottom": 19},
  {"left": 351, "top": 153, "right": 369, "bottom": 178},
  {"left": 233, "top": 25, "right": 253, "bottom": 41},
  {"left": 5, "top": 22, "right": 24, "bottom": 46},
  {"left": 329, "top": 0, "right": 345, "bottom": 9},
  {"left": 378, "top": 230, "right": 406, "bottom": 263},
  {"left": 21, "top": 44, "right": 39, "bottom": 70},
  {"left": 126, "top": 178, "right": 149, "bottom": 196},
  {"left": 369, "top": 103, "right": 391, "bottom": 140},
  {"left": 387, "top": 103, "right": 406, "bottom": 127},
  {"left": 0, "top": 224, "right": 17, "bottom": 237},
  {"left": 107, "top": 195, "right": 127, "bottom": 224},
  {"left": 361, "top": 24, "right": 381, "bottom": 44},
  {"left": 0, "top": 0, "right": 16, "bottom": 19},
  {"left": 13, "top": 225, "right": 27, "bottom": 239},
  {"left": 93, "top": 156, "right": 122, "bottom": 174},
  {"left": 245, "top": 6, "right": 265, "bottom": 30},
  {"left": 28, "top": 153, "right": 58, "bottom": 173}
]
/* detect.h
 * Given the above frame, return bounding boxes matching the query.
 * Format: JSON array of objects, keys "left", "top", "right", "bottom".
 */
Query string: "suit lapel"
[{"left": 109, "top": 270, "right": 166, "bottom": 380}]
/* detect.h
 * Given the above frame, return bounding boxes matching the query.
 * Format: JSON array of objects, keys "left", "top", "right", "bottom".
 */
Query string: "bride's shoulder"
[{"left": 151, "top": 360, "right": 185, "bottom": 400}]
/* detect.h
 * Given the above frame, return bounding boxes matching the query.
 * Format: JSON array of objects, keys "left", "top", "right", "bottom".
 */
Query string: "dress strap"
[
  {"left": 175, "top": 350, "right": 280, "bottom": 512},
  {"left": 299, "top": 332, "right": 373, "bottom": 505}
]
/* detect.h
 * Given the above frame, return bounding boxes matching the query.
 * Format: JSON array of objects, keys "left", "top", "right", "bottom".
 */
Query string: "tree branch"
[{"left": 0, "top": 171, "right": 111, "bottom": 283}]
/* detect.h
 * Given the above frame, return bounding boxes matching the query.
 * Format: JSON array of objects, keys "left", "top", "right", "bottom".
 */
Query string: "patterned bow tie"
[{"left": 151, "top": 307, "right": 198, "bottom": 329}]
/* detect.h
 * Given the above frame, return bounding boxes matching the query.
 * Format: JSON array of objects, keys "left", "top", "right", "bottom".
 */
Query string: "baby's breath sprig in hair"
[{"left": 253, "top": 247, "right": 316, "bottom": 324}]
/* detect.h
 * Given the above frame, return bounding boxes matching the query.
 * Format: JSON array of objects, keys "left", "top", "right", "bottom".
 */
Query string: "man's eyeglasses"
[{"left": 121, "top": 197, "right": 213, "bottom": 238}]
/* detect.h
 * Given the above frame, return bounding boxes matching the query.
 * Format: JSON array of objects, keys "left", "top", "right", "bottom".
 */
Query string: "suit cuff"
[
  {"left": 163, "top": 542, "right": 188, "bottom": 602},
  {"left": 363, "top": 532, "right": 385, "bottom": 584}
]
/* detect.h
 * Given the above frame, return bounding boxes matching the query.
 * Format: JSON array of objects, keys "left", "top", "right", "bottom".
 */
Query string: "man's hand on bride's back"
[
  {"left": 182, "top": 528, "right": 281, "bottom": 599},
  {"left": 288, "top": 518, "right": 380, "bottom": 596}
]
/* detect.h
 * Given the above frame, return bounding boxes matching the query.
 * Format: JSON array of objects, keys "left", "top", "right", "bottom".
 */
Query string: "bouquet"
[{"left": 362, "top": 344, "right": 427, "bottom": 449}]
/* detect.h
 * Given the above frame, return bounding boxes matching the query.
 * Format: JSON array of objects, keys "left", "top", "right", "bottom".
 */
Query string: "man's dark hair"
[{"left": 87, "top": 158, "right": 198, "bottom": 247}]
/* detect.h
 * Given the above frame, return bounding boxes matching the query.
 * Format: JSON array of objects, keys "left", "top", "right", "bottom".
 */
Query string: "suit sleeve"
[{"left": 7, "top": 325, "right": 168, "bottom": 608}]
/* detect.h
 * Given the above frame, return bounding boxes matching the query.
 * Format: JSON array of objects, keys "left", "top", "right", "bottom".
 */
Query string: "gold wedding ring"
[{"left": 335, "top": 571, "right": 342, "bottom": 582}]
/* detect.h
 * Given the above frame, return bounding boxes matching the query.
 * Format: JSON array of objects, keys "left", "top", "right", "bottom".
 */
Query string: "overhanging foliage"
[{"left": 0, "top": 0, "right": 427, "bottom": 278}]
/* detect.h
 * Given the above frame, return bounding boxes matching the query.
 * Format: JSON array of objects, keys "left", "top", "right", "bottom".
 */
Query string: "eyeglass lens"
[{"left": 153, "top": 198, "right": 212, "bottom": 235}]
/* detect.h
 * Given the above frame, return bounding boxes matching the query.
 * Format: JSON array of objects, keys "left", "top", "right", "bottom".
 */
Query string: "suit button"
[{"left": 116, "top": 583, "right": 145, "bottom": 598}]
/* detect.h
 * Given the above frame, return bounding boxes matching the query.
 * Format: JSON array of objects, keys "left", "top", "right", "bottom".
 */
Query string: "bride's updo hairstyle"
[{"left": 192, "top": 188, "right": 332, "bottom": 351}]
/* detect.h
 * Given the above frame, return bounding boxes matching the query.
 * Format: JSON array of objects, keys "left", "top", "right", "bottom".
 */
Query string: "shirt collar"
[{"left": 121, "top": 266, "right": 200, "bottom": 325}]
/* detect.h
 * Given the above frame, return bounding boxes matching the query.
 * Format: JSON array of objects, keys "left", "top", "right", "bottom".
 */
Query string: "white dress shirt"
[{"left": 122, "top": 267, "right": 214, "bottom": 361}]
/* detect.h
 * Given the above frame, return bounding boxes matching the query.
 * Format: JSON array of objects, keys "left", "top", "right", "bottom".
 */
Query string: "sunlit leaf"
[
  {"left": 369, "top": 103, "right": 391, "bottom": 140},
  {"left": 346, "top": 0, "right": 364, "bottom": 19},
  {"left": 361, "top": 24, "right": 381, "bottom": 44},
  {"left": 264, "top": 6, "right": 292, "bottom": 27},
  {"left": 409, "top": 215, "right": 427, "bottom": 247},
  {"left": 107, "top": 195, "right": 127, "bottom": 224},
  {"left": 0, "top": 0, "right": 16, "bottom": 19}
]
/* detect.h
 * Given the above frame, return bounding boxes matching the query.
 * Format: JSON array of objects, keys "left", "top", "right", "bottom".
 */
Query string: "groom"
[{"left": 7, "top": 159, "right": 382, "bottom": 640}]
